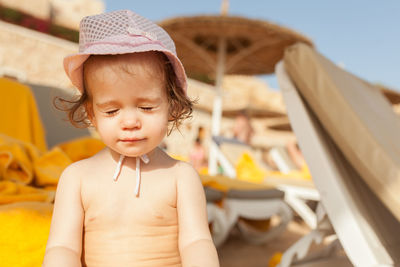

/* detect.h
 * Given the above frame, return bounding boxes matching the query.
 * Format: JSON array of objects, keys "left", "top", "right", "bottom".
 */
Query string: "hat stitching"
[{"left": 83, "top": 39, "right": 166, "bottom": 50}]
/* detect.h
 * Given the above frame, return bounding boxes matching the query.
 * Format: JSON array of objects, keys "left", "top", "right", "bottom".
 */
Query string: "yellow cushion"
[
  {"left": 0, "top": 202, "right": 53, "bottom": 267},
  {"left": 0, "top": 181, "right": 54, "bottom": 204},
  {"left": 0, "top": 78, "right": 47, "bottom": 152}
]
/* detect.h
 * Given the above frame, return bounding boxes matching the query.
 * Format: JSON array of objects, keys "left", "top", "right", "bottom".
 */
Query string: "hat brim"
[{"left": 63, "top": 43, "right": 187, "bottom": 94}]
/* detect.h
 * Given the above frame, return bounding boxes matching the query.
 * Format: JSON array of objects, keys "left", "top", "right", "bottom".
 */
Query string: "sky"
[{"left": 104, "top": 0, "right": 400, "bottom": 91}]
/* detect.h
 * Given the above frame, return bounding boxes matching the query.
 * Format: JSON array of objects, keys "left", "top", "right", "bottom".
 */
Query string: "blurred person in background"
[{"left": 232, "top": 111, "right": 254, "bottom": 144}]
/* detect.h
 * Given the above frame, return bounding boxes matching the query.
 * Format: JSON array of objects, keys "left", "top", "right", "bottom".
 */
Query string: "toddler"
[{"left": 43, "top": 10, "right": 219, "bottom": 267}]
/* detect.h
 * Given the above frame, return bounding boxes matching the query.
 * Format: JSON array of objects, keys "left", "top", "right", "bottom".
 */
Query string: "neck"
[{"left": 108, "top": 147, "right": 159, "bottom": 164}]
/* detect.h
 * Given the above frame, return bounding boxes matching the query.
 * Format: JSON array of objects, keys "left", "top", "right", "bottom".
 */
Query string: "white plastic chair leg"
[
  {"left": 278, "top": 203, "right": 338, "bottom": 267},
  {"left": 278, "top": 185, "right": 320, "bottom": 229},
  {"left": 207, "top": 203, "right": 231, "bottom": 247},
  {"left": 224, "top": 199, "right": 293, "bottom": 245}
]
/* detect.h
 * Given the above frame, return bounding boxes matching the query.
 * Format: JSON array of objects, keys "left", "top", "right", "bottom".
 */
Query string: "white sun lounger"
[
  {"left": 204, "top": 181, "right": 292, "bottom": 247},
  {"left": 211, "top": 135, "right": 320, "bottom": 229},
  {"left": 275, "top": 43, "right": 400, "bottom": 266},
  {"left": 204, "top": 186, "right": 231, "bottom": 246}
]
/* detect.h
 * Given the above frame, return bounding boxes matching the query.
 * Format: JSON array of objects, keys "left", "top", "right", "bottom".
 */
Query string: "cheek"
[
  {"left": 91, "top": 113, "right": 115, "bottom": 135},
  {"left": 149, "top": 114, "right": 169, "bottom": 135},
  {"left": 96, "top": 117, "right": 115, "bottom": 129}
]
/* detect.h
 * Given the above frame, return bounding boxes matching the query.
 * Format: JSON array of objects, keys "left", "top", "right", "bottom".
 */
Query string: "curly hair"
[{"left": 55, "top": 52, "right": 193, "bottom": 135}]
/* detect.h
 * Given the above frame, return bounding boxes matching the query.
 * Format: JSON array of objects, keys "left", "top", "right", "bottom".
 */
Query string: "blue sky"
[{"left": 104, "top": 0, "right": 400, "bottom": 91}]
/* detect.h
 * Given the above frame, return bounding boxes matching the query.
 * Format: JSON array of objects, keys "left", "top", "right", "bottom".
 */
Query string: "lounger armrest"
[
  {"left": 212, "top": 136, "right": 248, "bottom": 147},
  {"left": 227, "top": 189, "right": 284, "bottom": 199},
  {"left": 204, "top": 187, "right": 224, "bottom": 203}
]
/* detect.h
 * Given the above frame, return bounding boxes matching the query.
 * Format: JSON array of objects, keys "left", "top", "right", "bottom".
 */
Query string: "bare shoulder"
[
  {"left": 154, "top": 148, "right": 197, "bottom": 175},
  {"left": 154, "top": 149, "right": 201, "bottom": 185},
  {"left": 173, "top": 160, "right": 203, "bottom": 191},
  {"left": 58, "top": 148, "right": 107, "bottom": 185},
  {"left": 55, "top": 163, "right": 85, "bottom": 198},
  {"left": 174, "top": 160, "right": 199, "bottom": 177},
  {"left": 59, "top": 157, "right": 91, "bottom": 181}
]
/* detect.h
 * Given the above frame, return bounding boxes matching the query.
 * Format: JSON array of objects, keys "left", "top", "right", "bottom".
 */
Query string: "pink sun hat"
[{"left": 63, "top": 10, "right": 187, "bottom": 94}]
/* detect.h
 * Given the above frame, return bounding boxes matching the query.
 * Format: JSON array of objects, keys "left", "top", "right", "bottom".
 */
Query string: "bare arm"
[
  {"left": 43, "top": 163, "right": 84, "bottom": 267},
  {"left": 286, "top": 141, "right": 305, "bottom": 169},
  {"left": 177, "top": 162, "right": 219, "bottom": 267}
]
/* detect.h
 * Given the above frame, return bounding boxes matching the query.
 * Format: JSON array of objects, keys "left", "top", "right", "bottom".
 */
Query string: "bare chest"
[{"left": 81, "top": 170, "right": 178, "bottom": 230}]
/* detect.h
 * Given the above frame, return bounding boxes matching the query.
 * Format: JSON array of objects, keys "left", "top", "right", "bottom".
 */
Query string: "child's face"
[{"left": 85, "top": 54, "right": 169, "bottom": 157}]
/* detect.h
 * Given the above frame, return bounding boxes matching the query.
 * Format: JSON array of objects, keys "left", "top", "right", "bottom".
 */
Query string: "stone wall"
[
  {"left": 0, "top": 0, "right": 50, "bottom": 20},
  {"left": 0, "top": 20, "right": 77, "bottom": 90},
  {"left": 0, "top": 0, "right": 104, "bottom": 30},
  {"left": 51, "top": 0, "right": 104, "bottom": 30}
]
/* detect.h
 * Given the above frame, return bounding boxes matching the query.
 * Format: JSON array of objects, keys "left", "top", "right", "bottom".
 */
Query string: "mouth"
[{"left": 119, "top": 138, "right": 145, "bottom": 142}]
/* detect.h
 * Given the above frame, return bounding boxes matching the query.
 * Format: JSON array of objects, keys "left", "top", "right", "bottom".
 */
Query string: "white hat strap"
[{"left": 112, "top": 154, "right": 150, "bottom": 197}]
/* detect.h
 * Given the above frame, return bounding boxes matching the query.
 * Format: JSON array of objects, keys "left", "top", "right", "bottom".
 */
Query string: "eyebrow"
[
  {"left": 96, "top": 100, "right": 120, "bottom": 109},
  {"left": 135, "top": 96, "right": 163, "bottom": 103},
  {"left": 95, "top": 97, "right": 162, "bottom": 109}
]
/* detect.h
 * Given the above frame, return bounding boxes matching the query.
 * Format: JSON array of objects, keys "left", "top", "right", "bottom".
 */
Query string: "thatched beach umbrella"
[
  {"left": 373, "top": 85, "right": 400, "bottom": 116},
  {"left": 159, "top": 15, "right": 313, "bottom": 81},
  {"left": 188, "top": 75, "right": 286, "bottom": 118},
  {"left": 250, "top": 116, "right": 295, "bottom": 149},
  {"left": 159, "top": 2, "right": 312, "bottom": 174},
  {"left": 159, "top": 13, "right": 312, "bottom": 132},
  {"left": 265, "top": 117, "right": 292, "bottom": 132},
  {"left": 375, "top": 85, "right": 400, "bottom": 105}
]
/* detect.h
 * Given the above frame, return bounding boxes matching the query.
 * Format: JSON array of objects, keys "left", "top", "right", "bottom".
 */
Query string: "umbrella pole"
[{"left": 209, "top": 36, "right": 226, "bottom": 176}]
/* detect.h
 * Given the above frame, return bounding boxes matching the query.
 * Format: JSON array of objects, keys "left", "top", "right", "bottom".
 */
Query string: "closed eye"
[
  {"left": 105, "top": 109, "right": 119, "bottom": 115},
  {"left": 140, "top": 107, "right": 154, "bottom": 111}
]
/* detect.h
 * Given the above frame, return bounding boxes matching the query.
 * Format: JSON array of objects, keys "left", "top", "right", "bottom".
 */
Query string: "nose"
[{"left": 120, "top": 109, "right": 141, "bottom": 130}]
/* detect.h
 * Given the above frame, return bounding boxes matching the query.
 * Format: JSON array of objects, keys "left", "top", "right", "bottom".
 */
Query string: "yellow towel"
[
  {"left": 200, "top": 173, "right": 272, "bottom": 193},
  {"left": 0, "top": 202, "right": 53, "bottom": 267},
  {"left": 0, "top": 78, "right": 47, "bottom": 152},
  {"left": 58, "top": 136, "right": 105, "bottom": 162},
  {"left": 265, "top": 164, "right": 312, "bottom": 181},
  {"left": 0, "top": 181, "right": 54, "bottom": 204},
  {"left": 235, "top": 152, "right": 267, "bottom": 184},
  {"left": 34, "top": 147, "right": 72, "bottom": 187},
  {"left": 269, "top": 252, "right": 283, "bottom": 267},
  {"left": 33, "top": 137, "right": 105, "bottom": 186},
  {"left": 0, "top": 134, "right": 104, "bottom": 187},
  {"left": 34, "top": 137, "right": 104, "bottom": 186},
  {"left": 235, "top": 152, "right": 312, "bottom": 184},
  {"left": 0, "top": 134, "right": 70, "bottom": 186},
  {"left": 0, "top": 134, "right": 41, "bottom": 184}
]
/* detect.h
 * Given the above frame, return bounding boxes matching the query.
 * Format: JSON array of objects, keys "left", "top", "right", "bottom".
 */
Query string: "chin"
[
  {"left": 118, "top": 150, "right": 145, "bottom": 158},
  {"left": 116, "top": 146, "right": 154, "bottom": 158}
]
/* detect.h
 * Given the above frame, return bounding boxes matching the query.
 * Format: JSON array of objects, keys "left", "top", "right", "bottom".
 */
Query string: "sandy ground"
[{"left": 217, "top": 219, "right": 311, "bottom": 267}]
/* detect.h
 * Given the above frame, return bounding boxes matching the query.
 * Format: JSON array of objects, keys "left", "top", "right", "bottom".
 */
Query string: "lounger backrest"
[
  {"left": 276, "top": 60, "right": 400, "bottom": 265},
  {"left": 283, "top": 43, "right": 400, "bottom": 222},
  {"left": 29, "top": 84, "right": 90, "bottom": 148}
]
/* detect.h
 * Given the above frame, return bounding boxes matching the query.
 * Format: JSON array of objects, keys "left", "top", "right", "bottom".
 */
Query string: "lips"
[{"left": 119, "top": 138, "right": 145, "bottom": 142}]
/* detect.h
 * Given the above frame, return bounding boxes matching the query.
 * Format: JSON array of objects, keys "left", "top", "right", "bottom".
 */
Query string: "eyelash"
[
  {"left": 105, "top": 109, "right": 118, "bottom": 115},
  {"left": 140, "top": 107, "right": 154, "bottom": 111},
  {"left": 104, "top": 107, "right": 154, "bottom": 115}
]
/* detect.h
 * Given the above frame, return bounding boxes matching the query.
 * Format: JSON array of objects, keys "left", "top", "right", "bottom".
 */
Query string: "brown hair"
[{"left": 55, "top": 52, "right": 193, "bottom": 135}]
